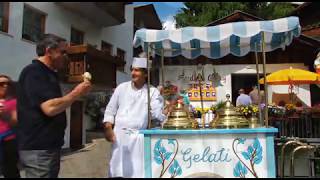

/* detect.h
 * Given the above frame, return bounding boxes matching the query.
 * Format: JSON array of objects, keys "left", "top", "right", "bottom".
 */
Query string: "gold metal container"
[
  {"left": 163, "top": 103, "right": 193, "bottom": 129},
  {"left": 210, "top": 94, "right": 249, "bottom": 129},
  {"left": 189, "top": 112, "right": 199, "bottom": 129},
  {"left": 248, "top": 114, "right": 260, "bottom": 128}
]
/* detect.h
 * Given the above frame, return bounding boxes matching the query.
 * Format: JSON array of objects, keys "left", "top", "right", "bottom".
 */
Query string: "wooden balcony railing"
[{"left": 59, "top": 44, "right": 125, "bottom": 88}]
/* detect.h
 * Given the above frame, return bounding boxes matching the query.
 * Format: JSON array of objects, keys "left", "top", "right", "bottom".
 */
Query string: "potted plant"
[
  {"left": 236, "top": 105, "right": 260, "bottom": 128},
  {"left": 285, "top": 103, "right": 296, "bottom": 116},
  {"left": 210, "top": 101, "right": 226, "bottom": 114}
]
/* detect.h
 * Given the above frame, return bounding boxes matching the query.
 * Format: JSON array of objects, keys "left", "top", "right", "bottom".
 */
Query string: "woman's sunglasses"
[{"left": 0, "top": 81, "right": 10, "bottom": 87}]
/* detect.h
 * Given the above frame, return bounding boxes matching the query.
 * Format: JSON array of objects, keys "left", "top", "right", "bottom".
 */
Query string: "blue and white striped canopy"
[{"left": 133, "top": 16, "right": 301, "bottom": 59}]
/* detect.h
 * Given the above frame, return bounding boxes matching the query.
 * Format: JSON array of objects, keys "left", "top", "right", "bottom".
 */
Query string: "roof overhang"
[
  {"left": 290, "top": 2, "right": 320, "bottom": 27},
  {"left": 56, "top": 2, "right": 130, "bottom": 27},
  {"left": 134, "top": 4, "right": 162, "bottom": 29}
]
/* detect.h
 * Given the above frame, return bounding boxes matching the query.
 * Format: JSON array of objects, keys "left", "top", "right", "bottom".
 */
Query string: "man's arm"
[
  {"left": 248, "top": 96, "right": 252, "bottom": 105},
  {"left": 40, "top": 81, "right": 91, "bottom": 117},
  {"left": 236, "top": 97, "right": 240, "bottom": 106},
  {"left": 23, "top": 70, "right": 91, "bottom": 117},
  {"left": 103, "top": 122, "right": 116, "bottom": 143},
  {"left": 150, "top": 88, "right": 168, "bottom": 122},
  {"left": 103, "top": 86, "right": 121, "bottom": 143}
]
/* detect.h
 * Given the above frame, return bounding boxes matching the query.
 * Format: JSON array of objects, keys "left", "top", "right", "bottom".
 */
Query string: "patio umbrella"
[
  {"left": 315, "top": 52, "right": 320, "bottom": 74},
  {"left": 259, "top": 67, "right": 320, "bottom": 103},
  {"left": 259, "top": 67, "right": 320, "bottom": 85}
]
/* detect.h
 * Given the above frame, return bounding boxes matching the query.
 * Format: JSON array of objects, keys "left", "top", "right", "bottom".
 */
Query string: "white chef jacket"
[{"left": 103, "top": 81, "right": 166, "bottom": 178}]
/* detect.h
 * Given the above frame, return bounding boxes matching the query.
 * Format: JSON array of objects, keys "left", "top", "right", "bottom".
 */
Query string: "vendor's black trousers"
[{"left": 1, "top": 139, "right": 21, "bottom": 178}]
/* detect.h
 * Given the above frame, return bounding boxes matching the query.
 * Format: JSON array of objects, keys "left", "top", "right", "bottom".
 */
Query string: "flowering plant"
[
  {"left": 285, "top": 103, "right": 296, "bottom": 115},
  {"left": 236, "top": 105, "right": 259, "bottom": 117},
  {"left": 194, "top": 107, "right": 211, "bottom": 114},
  {"left": 268, "top": 104, "right": 286, "bottom": 117},
  {"left": 163, "top": 81, "right": 178, "bottom": 100},
  {"left": 285, "top": 103, "right": 296, "bottom": 111}
]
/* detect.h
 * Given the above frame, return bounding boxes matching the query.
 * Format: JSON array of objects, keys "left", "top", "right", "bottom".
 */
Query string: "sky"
[{"left": 133, "top": 2, "right": 185, "bottom": 30}]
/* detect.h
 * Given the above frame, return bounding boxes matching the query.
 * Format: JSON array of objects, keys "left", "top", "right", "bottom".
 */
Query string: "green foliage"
[
  {"left": 260, "top": 2, "right": 296, "bottom": 19},
  {"left": 84, "top": 93, "right": 109, "bottom": 130},
  {"left": 211, "top": 100, "right": 226, "bottom": 112},
  {"left": 175, "top": 2, "right": 296, "bottom": 27}
]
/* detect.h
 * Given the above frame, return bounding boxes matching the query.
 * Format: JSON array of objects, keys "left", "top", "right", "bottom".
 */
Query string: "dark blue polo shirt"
[{"left": 17, "top": 60, "right": 66, "bottom": 150}]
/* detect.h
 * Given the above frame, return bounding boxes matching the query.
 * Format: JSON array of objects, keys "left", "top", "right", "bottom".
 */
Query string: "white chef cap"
[{"left": 132, "top": 57, "right": 152, "bottom": 69}]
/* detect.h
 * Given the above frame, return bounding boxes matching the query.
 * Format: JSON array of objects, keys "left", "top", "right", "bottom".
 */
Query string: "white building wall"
[
  {"left": 101, "top": 5, "right": 134, "bottom": 85},
  {"left": 0, "top": 2, "right": 134, "bottom": 81},
  {"left": 161, "top": 63, "right": 312, "bottom": 107},
  {"left": 0, "top": 2, "right": 135, "bottom": 148}
]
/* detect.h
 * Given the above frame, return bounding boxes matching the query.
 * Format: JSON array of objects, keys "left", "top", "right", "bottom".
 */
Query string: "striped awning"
[{"left": 133, "top": 16, "right": 301, "bottom": 59}]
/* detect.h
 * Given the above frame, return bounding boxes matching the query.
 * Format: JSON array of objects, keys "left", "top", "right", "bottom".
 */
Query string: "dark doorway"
[
  {"left": 231, "top": 73, "right": 264, "bottom": 105},
  {"left": 310, "top": 84, "right": 320, "bottom": 106},
  {"left": 70, "top": 101, "right": 83, "bottom": 150}
]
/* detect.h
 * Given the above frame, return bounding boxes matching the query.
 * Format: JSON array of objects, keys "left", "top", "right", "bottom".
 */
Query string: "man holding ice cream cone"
[{"left": 17, "top": 34, "right": 92, "bottom": 178}]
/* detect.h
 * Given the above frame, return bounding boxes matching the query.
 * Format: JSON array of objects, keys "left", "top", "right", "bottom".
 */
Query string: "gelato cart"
[{"left": 133, "top": 16, "right": 301, "bottom": 178}]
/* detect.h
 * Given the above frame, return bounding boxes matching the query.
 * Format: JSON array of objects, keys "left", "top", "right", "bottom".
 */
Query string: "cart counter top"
[{"left": 140, "top": 127, "right": 278, "bottom": 135}]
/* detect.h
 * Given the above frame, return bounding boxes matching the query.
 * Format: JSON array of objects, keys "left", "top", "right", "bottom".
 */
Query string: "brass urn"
[
  {"left": 248, "top": 114, "right": 260, "bottom": 128},
  {"left": 163, "top": 102, "right": 194, "bottom": 129},
  {"left": 189, "top": 112, "right": 199, "bottom": 129},
  {"left": 210, "top": 94, "right": 249, "bottom": 129}
]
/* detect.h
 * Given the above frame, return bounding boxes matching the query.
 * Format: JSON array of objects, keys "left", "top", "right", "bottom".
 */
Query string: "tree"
[
  {"left": 260, "top": 2, "right": 296, "bottom": 19},
  {"left": 175, "top": 2, "right": 246, "bottom": 27},
  {"left": 175, "top": 2, "right": 296, "bottom": 27}
]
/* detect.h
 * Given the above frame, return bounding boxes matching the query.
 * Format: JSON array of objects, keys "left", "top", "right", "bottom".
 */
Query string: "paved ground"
[
  {"left": 1, "top": 132, "right": 112, "bottom": 178},
  {"left": 59, "top": 137, "right": 112, "bottom": 178}
]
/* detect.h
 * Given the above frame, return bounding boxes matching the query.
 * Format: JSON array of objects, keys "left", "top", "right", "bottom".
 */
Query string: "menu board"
[{"left": 187, "top": 83, "right": 216, "bottom": 101}]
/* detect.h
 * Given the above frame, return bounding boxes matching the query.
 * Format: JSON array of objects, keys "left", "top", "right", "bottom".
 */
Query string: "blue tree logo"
[
  {"left": 153, "top": 139, "right": 182, "bottom": 178},
  {"left": 232, "top": 138, "right": 263, "bottom": 178}
]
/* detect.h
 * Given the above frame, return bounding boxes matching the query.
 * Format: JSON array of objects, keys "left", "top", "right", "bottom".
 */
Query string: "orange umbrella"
[
  {"left": 259, "top": 67, "right": 320, "bottom": 103},
  {"left": 259, "top": 67, "right": 320, "bottom": 85},
  {"left": 315, "top": 52, "right": 320, "bottom": 74}
]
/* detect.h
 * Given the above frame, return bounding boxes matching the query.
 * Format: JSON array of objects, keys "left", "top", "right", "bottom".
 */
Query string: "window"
[
  {"left": 22, "top": 4, "right": 46, "bottom": 42},
  {"left": 117, "top": 48, "right": 125, "bottom": 71},
  {"left": 69, "top": 61, "right": 85, "bottom": 76},
  {"left": 70, "top": 27, "right": 84, "bottom": 45},
  {"left": 0, "top": 2, "right": 9, "bottom": 33},
  {"left": 68, "top": 54, "right": 85, "bottom": 80},
  {"left": 101, "top": 41, "right": 113, "bottom": 56},
  {"left": 117, "top": 48, "right": 125, "bottom": 61}
]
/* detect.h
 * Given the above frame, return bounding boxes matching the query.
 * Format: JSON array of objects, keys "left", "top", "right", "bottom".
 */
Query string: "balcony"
[{"left": 59, "top": 44, "right": 125, "bottom": 89}]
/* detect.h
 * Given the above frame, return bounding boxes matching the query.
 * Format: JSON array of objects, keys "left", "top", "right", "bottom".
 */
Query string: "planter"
[{"left": 247, "top": 113, "right": 260, "bottom": 128}]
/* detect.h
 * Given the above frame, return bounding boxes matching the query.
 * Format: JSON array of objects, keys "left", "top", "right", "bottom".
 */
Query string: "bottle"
[
  {"left": 197, "top": 110, "right": 202, "bottom": 128},
  {"left": 206, "top": 110, "right": 213, "bottom": 128}
]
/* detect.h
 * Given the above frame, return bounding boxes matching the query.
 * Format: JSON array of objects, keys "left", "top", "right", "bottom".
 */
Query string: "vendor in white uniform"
[{"left": 103, "top": 57, "right": 170, "bottom": 178}]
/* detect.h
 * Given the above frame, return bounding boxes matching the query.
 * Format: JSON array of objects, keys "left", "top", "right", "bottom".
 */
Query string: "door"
[
  {"left": 231, "top": 74, "right": 264, "bottom": 106},
  {"left": 70, "top": 101, "right": 83, "bottom": 150}
]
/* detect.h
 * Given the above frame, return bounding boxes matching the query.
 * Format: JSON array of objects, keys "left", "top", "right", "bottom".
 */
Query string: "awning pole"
[
  {"left": 161, "top": 49, "right": 165, "bottom": 87},
  {"left": 254, "top": 43, "right": 263, "bottom": 126},
  {"left": 198, "top": 66, "right": 205, "bottom": 128},
  {"left": 147, "top": 43, "right": 152, "bottom": 129},
  {"left": 161, "top": 49, "right": 165, "bottom": 107},
  {"left": 262, "top": 32, "right": 269, "bottom": 127}
]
